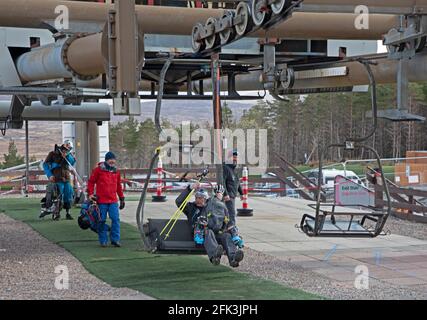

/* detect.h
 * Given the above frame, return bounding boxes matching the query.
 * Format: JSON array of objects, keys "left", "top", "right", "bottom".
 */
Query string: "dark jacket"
[
  {"left": 87, "top": 162, "right": 124, "bottom": 204},
  {"left": 222, "top": 164, "right": 243, "bottom": 198},
  {"left": 205, "top": 197, "right": 237, "bottom": 236},
  {"left": 175, "top": 187, "right": 238, "bottom": 236},
  {"left": 43, "top": 148, "right": 76, "bottom": 183},
  {"left": 175, "top": 186, "right": 207, "bottom": 227}
]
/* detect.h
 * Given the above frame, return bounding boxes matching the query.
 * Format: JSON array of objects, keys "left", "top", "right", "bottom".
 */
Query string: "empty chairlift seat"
[
  {"left": 298, "top": 142, "right": 391, "bottom": 238},
  {"left": 300, "top": 203, "right": 389, "bottom": 238}
]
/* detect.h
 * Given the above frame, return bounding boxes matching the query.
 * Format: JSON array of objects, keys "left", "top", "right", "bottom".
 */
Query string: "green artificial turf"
[{"left": 0, "top": 198, "right": 323, "bottom": 300}]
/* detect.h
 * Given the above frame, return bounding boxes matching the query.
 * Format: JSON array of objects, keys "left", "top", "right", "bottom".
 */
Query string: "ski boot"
[
  {"left": 229, "top": 249, "right": 244, "bottom": 268},
  {"left": 210, "top": 245, "right": 224, "bottom": 266}
]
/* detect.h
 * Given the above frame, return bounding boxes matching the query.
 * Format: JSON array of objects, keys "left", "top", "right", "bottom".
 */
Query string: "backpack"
[
  {"left": 205, "top": 197, "right": 229, "bottom": 233},
  {"left": 78, "top": 201, "right": 101, "bottom": 233}
]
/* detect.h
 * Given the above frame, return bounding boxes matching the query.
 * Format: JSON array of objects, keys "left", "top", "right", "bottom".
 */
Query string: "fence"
[
  {"left": 0, "top": 167, "right": 287, "bottom": 196},
  {"left": 374, "top": 184, "right": 427, "bottom": 223}
]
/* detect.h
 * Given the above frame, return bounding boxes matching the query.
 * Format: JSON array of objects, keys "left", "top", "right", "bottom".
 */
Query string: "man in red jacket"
[{"left": 87, "top": 151, "right": 125, "bottom": 247}]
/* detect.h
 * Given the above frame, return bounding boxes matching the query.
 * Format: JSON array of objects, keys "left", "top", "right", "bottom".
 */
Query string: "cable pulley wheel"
[
  {"left": 412, "top": 36, "right": 427, "bottom": 53},
  {"left": 235, "top": 2, "right": 253, "bottom": 37},
  {"left": 280, "top": 68, "right": 295, "bottom": 90},
  {"left": 386, "top": 28, "right": 405, "bottom": 54},
  {"left": 205, "top": 17, "right": 220, "bottom": 50},
  {"left": 219, "top": 11, "right": 236, "bottom": 45},
  {"left": 251, "top": 0, "right": 272, "bottom": 27},
  {"left": 271, "top": 0, "right": 288, "bottom": 15},
  {"left": 191, "top": 23, "right": 205, "bottom": 52}
]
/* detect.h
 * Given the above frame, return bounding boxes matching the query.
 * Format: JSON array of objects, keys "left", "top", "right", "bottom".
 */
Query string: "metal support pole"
[
  {"left": 75, "top": 121, "right": 89, "bottom": 179},
  {"left": 108, "top": 0, "right": 143, "bottom": 115},
  {"left": 88, "top": 121, "right": 100, "bottom": 172},
  {"left": 212, "top": 53, "right": 224, "bottom": 186},
  {"left": 227, "top": 72, "right": 239, "bottom": 97},
  {"left": 187, "top": 72, "right": 192, "bottom": 96},
  {"left": 397, "top": 58, "right": 408, "bottom": 111},
  {"left": 199, "top": 79, "right": 204, "bottom": 96},
  {"left": 25, "top": 120, "right": 29, "bottom": 196},
  {"left": 261, "top": 38, "right": 278, "bottom": 90}
]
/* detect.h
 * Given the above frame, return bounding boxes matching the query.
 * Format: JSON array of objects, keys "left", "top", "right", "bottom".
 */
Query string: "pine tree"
[
  {"left": 222, "top": 101, "right": 234, "bottom": 128},
  {"left": 2, "top": 140, "right": 24, "bottom": 169}
]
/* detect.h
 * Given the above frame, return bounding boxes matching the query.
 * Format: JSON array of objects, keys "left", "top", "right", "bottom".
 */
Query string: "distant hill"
[
  {"left": 0, "top": 121, "right": 62, "bottom": 163},
  {"left": 0, "top": 99, "right": 257, "bottom": 162},
  {"left": 110, "top": 99, "right": 256, "bottom": 124}
]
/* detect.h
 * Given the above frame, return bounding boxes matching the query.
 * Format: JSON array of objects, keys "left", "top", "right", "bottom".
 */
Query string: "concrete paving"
[{"left": 121, "top": 194, "right": 427, "bottom": 292}]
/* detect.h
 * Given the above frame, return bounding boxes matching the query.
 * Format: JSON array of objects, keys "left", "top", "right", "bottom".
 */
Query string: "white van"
[{"left": 306, "top": 169, "right": 365, "bottom": 189}]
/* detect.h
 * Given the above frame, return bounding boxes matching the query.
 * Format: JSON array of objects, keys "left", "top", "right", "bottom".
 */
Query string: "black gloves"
[{"left": 119, "top": 197, "right": 125, "bottom": 210}]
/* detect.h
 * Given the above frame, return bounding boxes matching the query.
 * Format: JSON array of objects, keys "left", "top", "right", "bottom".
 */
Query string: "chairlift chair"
[
  {"left": 136, "top": 149, "right": 212, "bottom": 253},
  {"left": 300, "top": 60, "right": 392, "bottom": 238},
  {"left": 299, "top": 144, "right": 392, "bottom": 238}
]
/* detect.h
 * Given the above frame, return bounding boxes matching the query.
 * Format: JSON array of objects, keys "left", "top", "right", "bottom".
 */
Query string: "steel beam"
[
  {"left": 76, "top": 53, "right": 427, "bottom": 93},
  {"left": 107, "top": 0, "right": 143, "bottom": 115},
  {"left": 74, "top": 121, "right": 89, "bottom": 179},
  {"left": 0, "top": 1, "right": 400, "bottom": 40},
  {"left": 0, "top": 102, "right": 111, "bottom": 121},
  {"left": 300, "top": 0, "right": 427, "bottom": 14},
  {"left": 191, "top": 51, "right": 427, "bottom": 91},
  {"left": 16, "top": 33, "right": 104, "bottom": 82},
  {"left": 67, "top": 33, "right": 104, "bottom": 77},
  {"left": 88, "top": 121, "right": 100, "bottom": 172}
]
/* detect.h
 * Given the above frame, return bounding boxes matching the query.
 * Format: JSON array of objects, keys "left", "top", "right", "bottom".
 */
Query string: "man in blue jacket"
[{"left": 42, "top": 140, "right": 76, "bottom": 220}]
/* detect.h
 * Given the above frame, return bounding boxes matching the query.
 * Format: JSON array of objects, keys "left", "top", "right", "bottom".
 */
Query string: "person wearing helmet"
[
  {"left": 222, "top": 149, "right": 243, "bottom": 225},
  {"left": 203, "top": 184, "right": 244, "bottom": 267},
  {"left": 175, "top": 182, "right": 223, "bottom": 264},
  {"left": 87, "top": 151, "right": 125, "bottom": 248},
  {"left": 63, "top": 139, "right": 74, "bottom": 152},
  {"left": 175, "top": 182, "right": 244, "bottom": 267},
  {"left": 41, "top": 140, "right": 76, "bottom": 220},
  {"left": 175, "top": 182, "right": 209, "bottom": 229}
]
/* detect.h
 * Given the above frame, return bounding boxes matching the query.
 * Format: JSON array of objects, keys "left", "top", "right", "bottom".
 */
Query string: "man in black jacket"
[{"left": 223, "top": 149, "right": 243, "bottom": 225}]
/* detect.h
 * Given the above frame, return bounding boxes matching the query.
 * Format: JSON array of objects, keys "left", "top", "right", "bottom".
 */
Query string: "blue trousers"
[
  {"left": 56, "top": 181, "right": 74, "bottom": 209},
  {"left": 98, "top": 203, "right": 120, "bottom": 244}
]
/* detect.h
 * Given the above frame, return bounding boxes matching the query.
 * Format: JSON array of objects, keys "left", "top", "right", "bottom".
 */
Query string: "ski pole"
[
  {"left": 160, "top": 186, "right": 196, "bottom": 236},
  {"left": 160, "top": 168, "right": 209, "bottom": 239}
]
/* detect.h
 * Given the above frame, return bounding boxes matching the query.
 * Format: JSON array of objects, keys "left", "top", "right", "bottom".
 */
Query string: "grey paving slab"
[
  {"left": 121, "top": 196, "right": 427, "bottom": 289},
  {"left": 382, "top": 277, "right": 427, "bottom": 286},
  {"left": 312, "top": 268, "right": 357, "bottom": 282},
  {"left": 399, "top": 269, "right": 427, "bottom": 280},
  {"left": 377, "top": 262, "right": 422, "bottom": 271},
  {"left": 392, "top": 255, "right": 427, "bottom": 263},
  {"left": 413, "top": 261, "right": 427, "bottom": 268}
]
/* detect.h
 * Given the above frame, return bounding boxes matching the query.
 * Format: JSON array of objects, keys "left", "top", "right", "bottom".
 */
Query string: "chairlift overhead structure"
[
  {"left": 1, "top": 0, "right": 427, "bottom": 120},
  {"left": 1, "top": 1, "right": 427, "bottom": 245}
]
